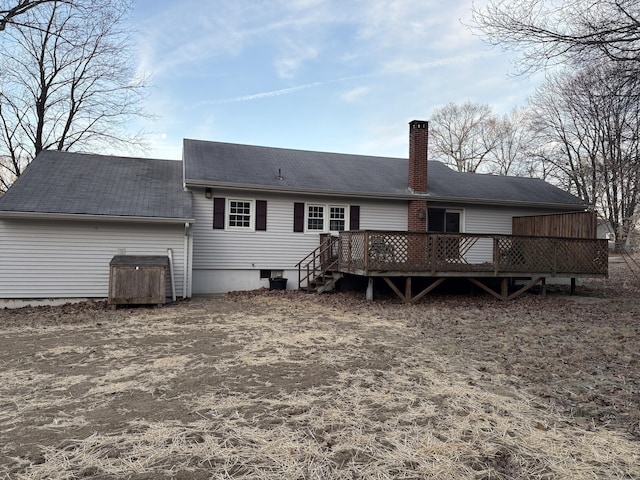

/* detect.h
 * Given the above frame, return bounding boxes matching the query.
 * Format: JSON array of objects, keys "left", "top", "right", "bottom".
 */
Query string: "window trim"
[
  {"left": 226, "top": 198, "right": 255, "bottom": 231},
  {"left": 304, "top": 203, "right": 350, "bottom": 233},
  {"left": 306, "top": 204, "right": 326, "bottom": 232},
  {"left": 427, "top": 207, "right": 464, "bottom": 233},
  {"left": 329, "top": 205, "right": 347, "bottom": 233}
]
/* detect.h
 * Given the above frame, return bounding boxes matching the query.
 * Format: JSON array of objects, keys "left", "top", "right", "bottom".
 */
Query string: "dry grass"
[{"left": 1, "top": 260, "right": 639, "bottom": 479}]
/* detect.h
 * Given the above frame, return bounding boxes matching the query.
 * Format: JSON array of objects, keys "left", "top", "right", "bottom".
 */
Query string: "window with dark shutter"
[
  {"left": 256, "top": 200, "right": 267, "bottom": 231},
  {"left": 349, "top": 205, "right": 360, "bottom": 230},
  {"left": 293, "top": 202, "right": 304, "bottom": 232},
  {"left": 213, "top": 197, "right": 226, "bottom": 229}
]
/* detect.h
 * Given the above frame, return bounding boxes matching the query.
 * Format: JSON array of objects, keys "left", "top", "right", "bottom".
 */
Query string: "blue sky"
[{"left": 131, "top": 0, "right": 541, "bottom": 160}]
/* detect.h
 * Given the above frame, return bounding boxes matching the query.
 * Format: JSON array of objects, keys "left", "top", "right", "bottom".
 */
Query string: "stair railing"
[{"left": 296, "top": 235, "right": 339, "bottom": 290}]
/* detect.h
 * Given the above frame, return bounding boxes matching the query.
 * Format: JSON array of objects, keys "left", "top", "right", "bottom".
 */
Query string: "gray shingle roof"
[
  {"left": 183, "top": 139, "right": 586, "bottom": 208},
  {"left": 184, "top": 139, "right": 410, "bottom": 196},
  {"left": 0, "top": 150, "right": 193, "bottom": 221}
]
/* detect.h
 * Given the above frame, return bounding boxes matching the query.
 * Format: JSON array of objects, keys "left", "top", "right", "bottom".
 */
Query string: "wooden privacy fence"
[
  {"left": 337, "top": 231, "right": 608, "bottom": 277},
  {"left": 512, "top": 211, "right": 596, "bottom": 238}
]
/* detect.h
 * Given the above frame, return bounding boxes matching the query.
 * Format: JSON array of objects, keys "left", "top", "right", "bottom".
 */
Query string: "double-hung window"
[
  {"left": 307, "top": 205, "right": 325, "bottom": 231},
  {"left": 329, "top": 206, "right": 346, "bottom": 232},
  {"left": 294, "top": 203, "right": 359, "bottom": 233},
  {"left": 305, "top": 204, "right": 347, "bottom": 233},
  {"left": 228, "top": 200, "right": 252, "bottom": 229}
]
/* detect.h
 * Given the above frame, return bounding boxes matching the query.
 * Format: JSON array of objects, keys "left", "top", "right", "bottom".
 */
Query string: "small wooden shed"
[{"left": 109, "top": 255, "right": 169, "bottom": 308}]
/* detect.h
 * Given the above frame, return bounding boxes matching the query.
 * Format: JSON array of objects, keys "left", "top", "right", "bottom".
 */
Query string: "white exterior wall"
[
  {"left": 0, "top": 219, "right": 188, "bottom": 299},
  {"left": 191, "top": 188, "right": 407, "bottom": 293},
  {"left": 436, "top": 203, "right": 558, "bottom": 264},
  {"left": 190, "top": 188, "right": 573, "bottom": 293}
]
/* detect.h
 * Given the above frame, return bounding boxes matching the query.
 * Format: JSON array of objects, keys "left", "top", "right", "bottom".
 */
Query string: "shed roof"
[
  {"left": 0, "top": 150, "right": 194, "bottom": 222},
  {"left": 183, "top": 139, "right": 586, "bottom": 208}
]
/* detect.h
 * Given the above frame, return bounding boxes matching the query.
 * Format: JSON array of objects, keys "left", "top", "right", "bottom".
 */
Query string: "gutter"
[
  {"left": 184, "top": 179, "right": 415, "bottom": 201},
  {"left": 0, "top": 211, "right": 196, "bottom": 224},
  {"left": 185, "top": 180, "right": 589, "bottom": 210},
  {"left": 414, "top": 194, "right": 590, "bottom": 211}
]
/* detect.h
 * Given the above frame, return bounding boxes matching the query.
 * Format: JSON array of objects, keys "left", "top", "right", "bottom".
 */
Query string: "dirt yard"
[{"left": 1, "top": 260, "right": 639, "bottom": 479}]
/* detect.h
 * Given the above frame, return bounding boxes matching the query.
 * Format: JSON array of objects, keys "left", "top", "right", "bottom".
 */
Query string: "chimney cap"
[{"left": 409, "top": 120, "right": 428, "bottom": 129}]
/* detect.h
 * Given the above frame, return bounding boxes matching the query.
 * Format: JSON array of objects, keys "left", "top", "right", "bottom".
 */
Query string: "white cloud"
[
  {"left": 341, "top": 86, "right": 370, "bottom": 103},
  {"left": 129, "top": 1, "right": 544, "bottom": 160},
  {"left": 274, "top": 43, "right": 318, "bottom": 79},
  {"left": 213, "top": 82, "right": 325, "bottom": 103},
  {"left": 382, "top": 50, "right": 500, "bottom": 77}
]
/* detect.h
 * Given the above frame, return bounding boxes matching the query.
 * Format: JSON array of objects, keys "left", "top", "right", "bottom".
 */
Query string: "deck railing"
[
  {"left": 296, "top": 235, "right": 339, "bottom": 289},
  {"left": 337, "top": 231, "right": 608, "bottom": 277}
]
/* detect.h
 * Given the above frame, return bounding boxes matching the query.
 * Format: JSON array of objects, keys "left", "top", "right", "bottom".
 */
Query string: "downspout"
[
  {"left": 188, "top": 225, "right": 194, "bottom": 298},
  {"left": 183, "top": 222, "right": 190, "bottom": 298},
  {"left": 167, "top": 248, "right": 176, "bottom": 302}
]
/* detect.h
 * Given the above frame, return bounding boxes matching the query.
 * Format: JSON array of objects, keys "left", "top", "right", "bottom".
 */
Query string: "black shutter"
[
  {"left": 256, "top": 200, "right": 267, "bottom": 231},
  {"left": 213, "top": 197, "right": 225, "bottom": 229},
  {"left": 294, "top": 202, "right": 305, "bottom": 232},
  {"left": 349, "top": 205, "right": 360, "bottom": 230}
]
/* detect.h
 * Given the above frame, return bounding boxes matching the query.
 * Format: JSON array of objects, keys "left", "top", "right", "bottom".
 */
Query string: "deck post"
[
  {"left": 405, "top": 277, "right": 412, "bottom": 302},
  {"left": 366, "top": 278, "right": 374, "bottom": 301},
  {"left": 501, "top": 277, "right": 508, "bottom": 300},
  {"left": 570, "top": 277, "right": 576, "bottom": 295},
  {"left": 541, "top": 278, "right": 547, "bottom": 297}
]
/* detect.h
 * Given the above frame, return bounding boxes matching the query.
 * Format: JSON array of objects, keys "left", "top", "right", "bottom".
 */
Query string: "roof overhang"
[
  {"left": 0, "top": 211, "right": 195, "bottom": 224},
  {"left": 185, "top": 180, "right": 415, "bottom": 200},
  {"left": 418, "top": 193, "right": 590, "bottom": 210},
  {"left": 186, "top": 180, "right": 589, "bottom": 210}
]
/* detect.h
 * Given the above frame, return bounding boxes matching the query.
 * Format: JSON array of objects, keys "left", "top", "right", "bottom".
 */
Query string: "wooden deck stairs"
[
  {"left": 296, "top": 235, "right": 343, "bottom": 293},
  {"left": 306, "top": 269, "right": 343, "bottom": 293}
]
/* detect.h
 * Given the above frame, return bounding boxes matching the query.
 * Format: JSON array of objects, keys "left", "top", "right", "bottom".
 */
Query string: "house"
[
  {"left": 0, "top": 151, "right": 194, "bottom": 301},
  {"left": 0, "top": 120, "right": 605, "bottom": 302}
]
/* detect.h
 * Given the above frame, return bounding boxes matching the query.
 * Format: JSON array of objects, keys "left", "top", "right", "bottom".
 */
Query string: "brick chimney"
[
  {"left": 408, "top": 120, "right": 428, "bottom": 192},
  {"left": 408, "top": 120, "right": 428, "bottom": 231}
]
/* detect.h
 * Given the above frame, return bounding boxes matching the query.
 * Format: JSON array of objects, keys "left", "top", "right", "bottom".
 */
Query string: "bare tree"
[
  {"left": 429, "top": 102, "right": 499, "bottom": 173},
  {"left": 529, "top": 64, "right": 640, "bottom": 251},
  {"left": 485, "top": 108, "right": 539, "bottom": 176},
  {"left": 471, "top": 0, "right": 640, "bottom": 75},
  {"left": 0, "top": 0, "right": 63, "bottom": 32},
  {"left": 0, "top": 0, "right": 147, "bottom": 191}
]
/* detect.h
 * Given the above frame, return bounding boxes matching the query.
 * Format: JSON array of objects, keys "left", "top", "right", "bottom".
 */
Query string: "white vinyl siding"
[
  {"left": 191, "top": 188, "right": 407, "bottom": 272},
  {"left": 0, "top": 219, "right": 187, "bottom": 299},
  {"left": 433, "top": 203, "right": 557, "bottom": 264},
  {"left": 464, "top": 205, "right": 552, "bottom": 235}
]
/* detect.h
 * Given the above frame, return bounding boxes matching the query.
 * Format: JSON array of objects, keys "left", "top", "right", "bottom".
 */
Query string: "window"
[
  {"left": 329, "top": 206, "right": 346, "bottom": 232},
  {"left": 259, "top": 269, "right": 271, "bottom": 279},
  {"left": 213, "top": 198, "right": 267, "bottom": 231},
  {"left": 307, "top": 205, "right": 325, "bottom": 231},
  {"left": 228, "top": 200, "right": 252, "bottom": 228},
  {"left": 295, "top": 203, "right": 358, "bottom": 233},
  {"left": 428, "top": 208, "right": 462, "bottom": 233}
]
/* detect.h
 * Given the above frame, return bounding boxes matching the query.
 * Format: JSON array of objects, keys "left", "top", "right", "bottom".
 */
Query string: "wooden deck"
[
  {"left": 300, "top": 231, "right": 608, "bottom": 302},
  {"left": 337, "top": 231, "right": 608, "bottom": 278}
]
